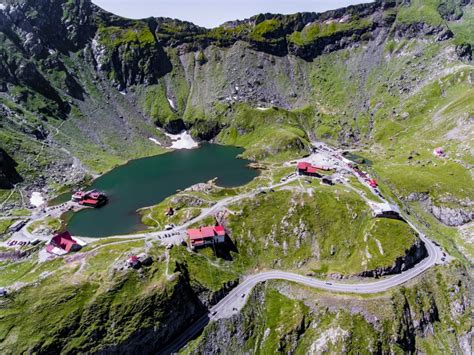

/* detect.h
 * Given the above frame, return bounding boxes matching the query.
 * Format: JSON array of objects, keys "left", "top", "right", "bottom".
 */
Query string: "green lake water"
[{"left": 67, "top": 144, "right": 258, "bottom": 238}]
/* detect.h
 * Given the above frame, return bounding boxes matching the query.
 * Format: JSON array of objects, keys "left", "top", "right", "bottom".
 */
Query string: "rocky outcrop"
[
  {"left": 407, "top": 192, "right": 473, "bottom": 227},
  {"left": 191, "top": 120, "right": 222, "bottom": 141},
  {"left": 92, "top": 269, "right": 207, "bottom": 354},
  {"left": 455, "top": 43, "right": 473, "bottom": 61},
  {"left": 189, "top": 284, "right": 309, "bottom": 354},
  {"left": 92, "top": 24, "right": 172, "bottom": 90},
  {"left": 0, "top": 148, "right": 23, "bottom": 189},
  {"left": 394, "top": 22, "right": 453, "bottom": 40},
  {"left": 0, "top": 0, "right": 96, "bottom": 55},
  {"left": 359, "top": 239, "right": 428, "bottom": 278},
  {"left": 162, "top": 119, "right": 186, "bottom": 134},
  {"left": 394, "top": 293, "right": 440, "bottom": 352},
  {"left": 431, "top": 203, "right": 474, "bottom": 226},
  {"left": 189, "top": 266, "right": 471, "bottom": 354}
]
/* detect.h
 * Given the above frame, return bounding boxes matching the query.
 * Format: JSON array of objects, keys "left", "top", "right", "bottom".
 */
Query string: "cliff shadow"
[{"left": 212, "top": 236, "right": 238, "bottom": 261}]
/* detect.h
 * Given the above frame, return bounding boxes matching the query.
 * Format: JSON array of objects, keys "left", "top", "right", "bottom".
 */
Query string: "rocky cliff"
[
  {"left": 0, "top": 0, "right": 471, "bottom": 180},
  {"left": 187, "top": 265, "right": 471, "bottom": 354},
  {"left": 359, "top": 239, "right": 428, "bottom": 278},
  {"left": 0, "top": 147, "right": 22, "bottom": 188}
]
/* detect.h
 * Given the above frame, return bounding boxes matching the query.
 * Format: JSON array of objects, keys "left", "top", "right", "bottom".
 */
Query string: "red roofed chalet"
[
  {"left": 187, "top": 225, "right": 227, "bottom": 248},
  {"left": 47, "top": 231, "right": 82, "bottom": 255},
  {"left": 187, "top": 229, "right": 204, "bottom": 248},
  {"left": 201, "top": 226, "right": 215, "bottom": 239},
  {"left": 297, "top": 162, "right": 320, "bottom": 177},
  {"left": 297, "top": 162, "right": 310, "bottom": 172},
  {"left": 214, "top": 225, "right": 226, "bottom": 236}
]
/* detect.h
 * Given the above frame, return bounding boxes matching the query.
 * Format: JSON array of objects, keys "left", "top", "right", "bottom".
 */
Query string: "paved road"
[
  {"left": 161, "top": 246, "right": 441, "bottom": 355},
  {"left": 160, "top": 142, "right": 447, "bottom": 354},
  {"left": 5, "top": 141, "right": 446, "bottom": 355},
  {"left": 91, "top": 177, "right": 300, "bottom": 245},
  {"left": 161, "top": 228, "right": 443, "bottom": 355}
]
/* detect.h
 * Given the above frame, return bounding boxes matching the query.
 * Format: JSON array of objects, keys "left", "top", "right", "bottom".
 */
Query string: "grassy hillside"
[
  {"left": 185, "top": 263, "right": 471, "bottom": 354},
  {"left": 0, "top": 239, "right": 238, "bottom": 353},
  {"left": 0, "top": 0, "right": 473, "bottom": 352}
]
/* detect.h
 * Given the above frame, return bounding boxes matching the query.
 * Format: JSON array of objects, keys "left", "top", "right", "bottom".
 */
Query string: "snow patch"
[
  {"left": 30, "top": 192, "right": 45, "bottom": 207},
  {"left": 149, "top": 138, "right": 162, "bottom": 146},
  {"left": 0, "top": 4, "right": 5, "bottom": 10},
  {"left": 165, "top": 131, "right": 199, "bottom": 150},
  {"left": 119, "top": 90, "right": 127, "bottom": 96},
  {"left": 167, "top": 97, "right": 176, "bottom": 110},
  {"left": 256, "top": 107, "right": 271, "bottom": 111}
]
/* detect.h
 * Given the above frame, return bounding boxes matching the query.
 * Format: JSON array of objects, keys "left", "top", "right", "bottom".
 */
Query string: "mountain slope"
[
  {"left": 0, "top": 0, "right": 472, "bottom": 226},
  {"left": 0, "top": 0, "right": 473, "bottom": 353}
]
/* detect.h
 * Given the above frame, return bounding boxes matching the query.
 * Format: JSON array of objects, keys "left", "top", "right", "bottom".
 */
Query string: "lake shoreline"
[{"left": 65, "top": 144, "right": 259, "bottom": 238}]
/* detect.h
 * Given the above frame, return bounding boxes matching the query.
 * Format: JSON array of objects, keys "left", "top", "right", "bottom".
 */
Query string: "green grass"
[
  {"left": 9, "top": 209, "right": 31, "bottom": 217},
  {"left": 0, "top": 219, "right": 15, "bottom": 234},
  {"left": 97, "top": 24, "right": 156, "bottom": 49},
  {"left": 0, "top": 260, "right": 37, "bottom": 287},
  {"left": 397, "top": 0, "right": 445, "bottom": 26},
  {"left": 250, "top": 19, "right": 283, "bottom": 42},
  {"left": 216, "top": 105, "right": 312, "bottom": 162},
  {"left": 27, "top": 216, "right": 62, "bottom": 234},
  {"left": 171, "top": 246, "right": 238, "bottom": 292},
  {"left": 139, "top": 84, "right": 177, "bottom": 124},
  {"left": 253, "top": 288, "right": 309, "bottom": 354},
  {"left": 449, "top": 5, "right": 474, "bottom": 45},
  {"left": 226, "top": 187, "right": 418, "bottom": 275},
  {"left": 370, "top": 67, "right": 474, "bottom": 205},
  {"left": 289, "top": 18, "right": 372, "bottom": 46}
]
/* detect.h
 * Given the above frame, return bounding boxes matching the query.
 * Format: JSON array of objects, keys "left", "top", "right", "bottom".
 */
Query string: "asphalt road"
[
  {"left": 160, "top": 142, "right": 447, "bottom": 354},
  {"left": 6, "top": 141, "right": 446, "bottom": 355},
  {"left": 161, "top": 235, "right": 443, "bottom": 354}
]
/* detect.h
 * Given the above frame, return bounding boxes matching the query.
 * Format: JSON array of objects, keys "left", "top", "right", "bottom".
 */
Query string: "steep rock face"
[
  {"left": 430, "top": 203, "right": 474, "bottom": 226},
  {"left": 188, "top": 267, "right": 471, "bottom": 354},
  {"left": 0, "top": 148, "right": 23, "bottom": 189},
  {"left": 393, "top": 293, "right": 440, "bottom": 352},
  {"left": 20, "top": 262, "right": 234, "bottom": 355},
  {"left": 92, "top": 271, "right": 207, "bottom": 355},
  {"left": 455, "top": 43, "right": 473, "bottom": 61},
  {"left": 189, "top": 285, "right": 309, "bottom": 354},
  {"left": 92, "top": 22, "right": 172, "bottom": 90},
  {"left": 394, "top": 21, "right": 453, "bottom": 40},
  {"left": 359, "top": 239, "right": 428, "bottom": 278},
  {"left": 0, "top": 0, "right": 96, "bottom": 55}
]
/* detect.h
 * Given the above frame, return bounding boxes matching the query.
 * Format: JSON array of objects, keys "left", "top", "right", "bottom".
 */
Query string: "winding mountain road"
[
  {"left": 5, "top": 141, "right": 447, "bottom": 355},
  {"left": 159, "top": 143, "right": 447, "bottom": 354},
  {"left": 161, "top": 233, "right": 442, "bottom": 355}
]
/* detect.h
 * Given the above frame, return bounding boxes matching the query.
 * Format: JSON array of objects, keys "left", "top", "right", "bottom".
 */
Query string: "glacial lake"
[{"left": 67, "top": 144, "right": 258, "bottom": 238}]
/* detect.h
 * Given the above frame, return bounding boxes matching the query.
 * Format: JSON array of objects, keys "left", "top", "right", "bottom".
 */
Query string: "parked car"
[{"left": 165, "top": 224, "right": 175, "bottom": 230}]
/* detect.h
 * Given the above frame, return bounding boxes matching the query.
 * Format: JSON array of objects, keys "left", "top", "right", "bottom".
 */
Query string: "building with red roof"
[
  {"left": 297, "top": 162, "right": 321, "bottom": 177},
  {"left": 213, "top": 225, "right": 225, "bottom": 236},
  {"left": 297, "top": 162, "right": 310, "bottom": 171},
  {"left": 187, "top": 229, "right": 204, "bottom": 248},
  {"left": 127, "top": 255, "right": 141, "bottom": 268},
  {"left": 72, "top": 189, "right": 107, "bottom": 208},
  {"left": 368, "top": 179, "right": 378, "bottom": 188},
  {"left": 187, "top": 225, "right": 227, "bottom": 249},
  {"left": 201, "top": 226, "right": 215, "bottom": 238},
  {"left": 80, "top": 199, "right": 100, "bottom": 207},
  {"left": 47, "top": 231, "right": 82, "bottom": 255}
]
